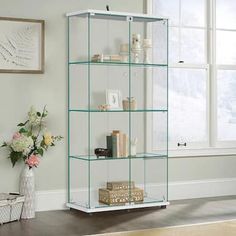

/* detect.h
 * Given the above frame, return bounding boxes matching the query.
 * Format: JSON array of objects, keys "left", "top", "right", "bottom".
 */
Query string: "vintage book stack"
[
  {"left": 99, "top": 181, "right": 144, "bottom": 206},
  {"left": 107, "top": 130, "right": 129, "bottom": 158}
]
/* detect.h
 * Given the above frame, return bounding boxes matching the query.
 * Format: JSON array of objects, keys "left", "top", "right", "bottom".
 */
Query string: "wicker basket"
[{"left": 0, "top": 193, "right": 25, "bottom": 224}]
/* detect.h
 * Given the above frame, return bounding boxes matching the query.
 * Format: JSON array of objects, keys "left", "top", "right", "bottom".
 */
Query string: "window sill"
[{"left": 168, "top": 147, "right": 236, "bottom": 158}]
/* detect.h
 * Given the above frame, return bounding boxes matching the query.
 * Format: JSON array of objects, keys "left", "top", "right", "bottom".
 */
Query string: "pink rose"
[
  {"left": 26, "top": 155, "right": 40, "bottom": 168},
  {"left": 13, "top": 132, "right": 21, "bottom": 140}
]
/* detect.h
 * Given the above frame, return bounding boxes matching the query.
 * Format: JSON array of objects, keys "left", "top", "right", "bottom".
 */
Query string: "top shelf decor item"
[{"left": 0, "top": 17, "right": 45, "bottom": 74}]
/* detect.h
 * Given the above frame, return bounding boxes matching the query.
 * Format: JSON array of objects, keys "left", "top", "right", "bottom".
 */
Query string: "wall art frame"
[{"left": 0, "top": 17, "right": 45, "bottom": 74}]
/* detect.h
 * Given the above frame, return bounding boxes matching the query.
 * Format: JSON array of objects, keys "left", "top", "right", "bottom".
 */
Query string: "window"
[{"left": 150, "top": 0, "right": 236, "bottom": 155}]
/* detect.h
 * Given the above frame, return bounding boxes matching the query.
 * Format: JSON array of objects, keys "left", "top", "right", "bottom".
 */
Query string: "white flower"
[
  {"left": 11, "top": 135, "right": 34, "bottom": 153},
  {"left": 28, "top": 106, "right": 41, "bottom": 126}
]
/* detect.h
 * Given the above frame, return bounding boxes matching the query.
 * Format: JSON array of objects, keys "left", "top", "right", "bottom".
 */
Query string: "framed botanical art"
[
  {"left": 0, "top": 17, "right": 45, "bottom": 73},
  {"left": 106, "top": 89, "right": 122, "bottom": 110}
]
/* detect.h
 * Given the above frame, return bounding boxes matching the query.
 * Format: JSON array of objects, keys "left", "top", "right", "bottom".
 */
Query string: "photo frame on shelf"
[
  {"left": 106, "top": 89, "right": 122, "bottom": 110},
  {"left": 0, "top": 17, "right": 45, "bottom": 73}
]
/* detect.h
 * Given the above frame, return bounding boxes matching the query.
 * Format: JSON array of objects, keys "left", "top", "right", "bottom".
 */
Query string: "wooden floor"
[{"left": 0, "top": 196, "right": 235, "bottom": 236}]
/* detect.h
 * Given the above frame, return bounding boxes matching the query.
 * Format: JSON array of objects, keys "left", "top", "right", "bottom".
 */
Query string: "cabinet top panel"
[{"left": 66, "top": 9, "right": 167, "bottom": 22}]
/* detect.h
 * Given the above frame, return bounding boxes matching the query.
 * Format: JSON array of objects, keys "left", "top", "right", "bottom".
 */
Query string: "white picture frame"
[{"left": 106, "top": 89, "right": 122, "bottom": 110}]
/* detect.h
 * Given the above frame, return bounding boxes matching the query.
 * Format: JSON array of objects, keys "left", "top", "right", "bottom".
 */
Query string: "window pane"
[
  {"left": 216, "top": 0, "right": 236, "bottom": 29},
  {"left": 181, "top": 0, "right": 205, "bottom": 27},
  {"left": 169, "top": 68, "right": 207, "bottom": 144},
  {"left": 217, "top": 70, "right": 236, "bottom": 141},
  {"left": 169, "top": 27, "right": 180, "bottom": 63},
  {"left": 153, "top": 0, "right": 179, "bottom": 26},
  {"left": 181, "top": 28, "right": 206, "bottom": 64},
  {"left": 216, "top": 30, "right": 236, "bottom": 65}
]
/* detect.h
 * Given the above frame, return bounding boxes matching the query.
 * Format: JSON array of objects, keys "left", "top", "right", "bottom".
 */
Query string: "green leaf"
[
  {"left": 37, "top": 112, "right": 41, "bottom": 117},
  {"left": 19, "top": 128, "right": 27, "bottom": 134},
  {"left": 17, "top": 123, "right": 25, "bottom": 127},
  {"left": 17, "top": 120, "right": 29, "bottom": 127},
  {"left": 37, "top": 148, "right": 44, "bottom": 156},
  {"left": 9, "top": 152, "right": 23, "bottom": 167},
  {"left": 1, "top": 142, "right": 7, "bottom": 147}
]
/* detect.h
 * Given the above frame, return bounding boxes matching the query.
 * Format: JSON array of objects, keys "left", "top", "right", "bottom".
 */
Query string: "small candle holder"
[
  {"left": 143, "top": 39, "right": 152, "bottom": 64},
  {"left": 132, "top": 34, "right": 142, "bottom": 63}
]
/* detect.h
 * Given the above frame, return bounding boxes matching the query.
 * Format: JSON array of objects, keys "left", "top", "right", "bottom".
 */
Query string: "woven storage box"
[
  {"left": 0, "top": 193, "right": 25, "bottom": 224},
  {"left": 99, "top": 187, "right": 144, "bottom": 206},
  {"left": 107, "top": 181, "right": 135, "bottom": 191}
]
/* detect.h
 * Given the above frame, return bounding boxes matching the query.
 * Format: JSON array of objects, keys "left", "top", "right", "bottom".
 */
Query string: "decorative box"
[
  {"left": 107, "top": 181, "right": 135, "bottom": 191},
  {"left": 0, "top": 193, "right": 25, "bottom": 224},
  {"left": 99, "top": 187, "right": 144, "bottom": 206}
]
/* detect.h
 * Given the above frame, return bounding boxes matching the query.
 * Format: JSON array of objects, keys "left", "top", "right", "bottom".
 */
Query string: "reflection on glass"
[
  {"left": 181, "top": 0, "right": 205, "bottom": 27},
  {"left": 216, "top": 0, "right": 236, "bottom": 29},
  {"left": 216, "top": 31, "right": 236, "bottom": 65},
  {"left": 217, "top": 70, "right": 236, "bottom": 141},
  {"left": 168, "top": 68, "right": 207, "bottom": 143}
]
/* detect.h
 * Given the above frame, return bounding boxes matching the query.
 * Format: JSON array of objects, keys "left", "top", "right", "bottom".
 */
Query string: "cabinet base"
[{"left": 67, "top": 201, "right": 170, "bottom": 213}]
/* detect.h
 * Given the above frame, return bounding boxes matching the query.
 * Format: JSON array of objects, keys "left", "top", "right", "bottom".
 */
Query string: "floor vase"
[{"left": 19, "top": 165, "right": 35, "bottom": 219}]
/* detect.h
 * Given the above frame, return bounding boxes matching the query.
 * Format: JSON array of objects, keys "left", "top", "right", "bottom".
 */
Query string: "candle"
[{"left": 143, "top": 38, "right": 152, "bottom": 48}]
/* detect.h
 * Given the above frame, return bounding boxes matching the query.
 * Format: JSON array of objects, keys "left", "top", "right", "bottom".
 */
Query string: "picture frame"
[
  {"left": 106, "top": 89, "right": 122, "bottom": 110},
  {"left": 0, "top": 17, "right": 45, "bottom": 74}
]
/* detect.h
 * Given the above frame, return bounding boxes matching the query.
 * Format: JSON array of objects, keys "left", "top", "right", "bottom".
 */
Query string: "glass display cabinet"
[{"left": 66, "top": 9, "right": 168, "bottom": 213}]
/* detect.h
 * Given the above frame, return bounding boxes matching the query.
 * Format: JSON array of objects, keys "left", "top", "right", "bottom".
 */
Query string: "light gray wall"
[
  {"left": 0, "top": 0, "right": 145, "bottom": 192},
  {"left": 0, "top": 0, "right": 235, "bottom": 195}
]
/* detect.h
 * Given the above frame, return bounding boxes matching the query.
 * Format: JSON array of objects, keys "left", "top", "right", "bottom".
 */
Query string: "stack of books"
[
  {"left": 91, "top": 54, "right": 122, "bottom": 62},
  {"left": 99, "top": 181, "right": 144, "bottom": 206},
  {"left": 106, "top": 130, "right": 129, "bottom": 158}
]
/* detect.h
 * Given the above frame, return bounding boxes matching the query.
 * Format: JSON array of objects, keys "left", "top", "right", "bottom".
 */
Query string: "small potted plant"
[{"left": 1, "top": 106, "right": 62, "bottom": 219}]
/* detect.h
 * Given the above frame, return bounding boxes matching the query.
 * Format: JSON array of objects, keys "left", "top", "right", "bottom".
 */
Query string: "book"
[
  {"left": 123, "top": 133, "right": 129, "bottom": 157},
  {"left": 106, "top": 135, "right": 113, "bottom": 157}
]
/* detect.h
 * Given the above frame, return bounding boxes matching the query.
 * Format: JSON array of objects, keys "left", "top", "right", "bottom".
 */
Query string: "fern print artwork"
[{"left": 0, "top": 18, "right": 44, "bottom": 72}]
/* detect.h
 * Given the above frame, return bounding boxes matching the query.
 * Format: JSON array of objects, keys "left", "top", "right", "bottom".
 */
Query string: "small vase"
[{"left": 19, "top": 165, "right": 35, "bottom": 219}]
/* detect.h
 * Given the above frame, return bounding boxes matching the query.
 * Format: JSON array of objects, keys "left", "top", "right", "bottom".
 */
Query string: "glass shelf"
[
  {"left": 70, "top": 153, "right": 167, "bottom": 161},
  {"left": 69, "top": 109, "right": 168, "bottom": 113},
  {"left": 69, "top": 61, "right": 168, "bottom": 67}
]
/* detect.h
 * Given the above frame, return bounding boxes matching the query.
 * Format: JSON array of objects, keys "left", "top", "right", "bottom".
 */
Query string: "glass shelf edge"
[
  {"left": 69, "top": 154, "right": 168, "bottom": 161},
  {"left": 69, "top": 61, "right": 168, "bottom": 67},
  {"left": 69, "top": 109, "right": 168, "bottom": 113}
]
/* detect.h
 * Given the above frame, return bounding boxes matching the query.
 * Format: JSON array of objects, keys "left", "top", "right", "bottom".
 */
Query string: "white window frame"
[{"left": 146, "top": 0, "right": 236, "bottom": 157}]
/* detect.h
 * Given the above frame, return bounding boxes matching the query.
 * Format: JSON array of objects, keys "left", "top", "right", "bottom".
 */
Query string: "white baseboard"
[{"left": 35, "top": 178, "right": 236, "bottom": 212}]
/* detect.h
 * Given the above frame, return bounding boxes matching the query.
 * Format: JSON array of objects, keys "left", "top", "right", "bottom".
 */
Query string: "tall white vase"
[{"left": 19, "top": 165, "right": 35, "bottom": 219}]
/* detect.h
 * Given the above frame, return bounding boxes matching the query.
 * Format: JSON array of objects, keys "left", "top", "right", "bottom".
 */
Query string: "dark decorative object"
[{"left": 94, "top": 148, "right": 112, "bottom": 158}]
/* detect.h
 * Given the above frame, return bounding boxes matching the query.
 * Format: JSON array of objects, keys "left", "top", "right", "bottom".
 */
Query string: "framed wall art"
[{"left": 0, "top": 17, "right": 45, "bottom": 73}]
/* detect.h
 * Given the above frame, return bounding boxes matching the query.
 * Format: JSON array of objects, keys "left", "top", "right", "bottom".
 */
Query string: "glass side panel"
[
  {"left": 69, "top": 64, "right": 88, "bottom": 110},
  {"left": 90, "top": 159, "right": 130, "bottom": 208},
  {"left": 129, "top": 67, "right": 167, "bottom": 111},
  {"left": 90, "top": 17, "right": 129, "bottom": 65},
  {"left": 69, "top": 158, "right": 89, "bottom": 208},
  {"left": 130, "top": 158, "right": 167, "bottom": 205},
  {"left": 69, "top": 112, "right": 89, "bottom": 157},
  {"left": 152, "top": 112, "right": 168, "bottom": 154},
  {"left": 69, "top": 15, "right": 88, "bottom": 62}
]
